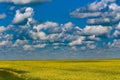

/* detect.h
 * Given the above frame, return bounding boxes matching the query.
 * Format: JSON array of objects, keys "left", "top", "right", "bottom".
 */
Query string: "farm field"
[{"left": 0, "top": 60, "right": 120, "bottom": 80}]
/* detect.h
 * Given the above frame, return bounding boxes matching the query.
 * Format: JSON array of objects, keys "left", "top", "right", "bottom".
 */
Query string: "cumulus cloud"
[
  {"left": 0, "top": 41, "right": 10, "bottom": 46},
  {"left": 71, "top": 10, "right": 101, "bottom": 18},
  {"left": 109, "top": 39, "right": 120, "bottom": 48},
  {"left": 12, "top": 7, "right": 34, "bottom": 24},
  {"left": 23, "top": 44, "right": 46, "bottom": 50},
  {"left": 30, "top": 31, "right": 47, "bottom": 40},
  {"left": 112, "top": 23, "right": 120, "bottom": 38},
  {"left": 1, "top": 3, "right": 119, "bottom": 51},
  {"left": 71, "top": 0, "right": 120, "bottom": 26},
  {"left": 13, "top": 39, "right": 28, "bottom": 47},
  {"left": 30, "top": 22, "right": 76, "bottom": 42},
  {"left": 87, "top": 11, "right": 120, "bottom": 26},
  {"left": 33, "top": 21, "right": 59, "bottom": 31},
  {"left": 33, "top": 44, "right": 46, "bottom": 48},
  {"left": 113, "top": 30, "right": 120, "bottom": 38},
  {"left": 62, "top": 22, "right": 74, "bottom": 31},
  {"left": 23, "top": 44, "right": 33, "bottom": 50},
  {"left": 0, "top": 20, "right": 117, "bottom": 51},
  {"left": 0, "top": 19, "right": 115, "bottom": 50},
  {"left": 82, "top": 25, "right": 112, "bottom": 36},
  {"left": 88, "top": 0, "right": 116, "bottom": 11},
  {"left": 0, "top": 0, "right": 51, "bottom": 5},
  {"left": 88, "top": 35, "right": 101, "bottom": 41},
  {"left": 69, "top": 0, "right": 120, "bottom": 50},
  {"left": 69, "top": 36, "right": 85, "bottom": 46},
  {"left": 116, "top": 22, "right": 120, "bottom": 30},
  {"left": 0, "top": 21, "right": 88, "bottom": 50},
  {"left": 0, "top": 26, "right": 7, "bottom": 33}
]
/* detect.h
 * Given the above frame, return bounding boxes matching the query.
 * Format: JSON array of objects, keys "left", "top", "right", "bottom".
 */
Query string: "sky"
[{"left": 0, "top": 0, "right": 120, "bottom": 60}]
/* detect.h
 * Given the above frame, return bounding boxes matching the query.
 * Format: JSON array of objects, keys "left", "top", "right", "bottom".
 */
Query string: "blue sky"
[
  {"left": 0, "top": 0, "right": 120, "bottom": 60},
  {"left": 0, "top": 0, "right": 94, "bottom": 27}
]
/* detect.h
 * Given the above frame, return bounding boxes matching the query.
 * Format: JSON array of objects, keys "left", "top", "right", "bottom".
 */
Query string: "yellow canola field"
[{"left": 0, "top": 60, "right": 120, "bottom": 80}]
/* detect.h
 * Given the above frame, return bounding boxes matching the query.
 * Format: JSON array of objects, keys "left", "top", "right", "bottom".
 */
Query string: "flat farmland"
[{"left": 0, "top": 60, "right": 120, "bottom": 80}]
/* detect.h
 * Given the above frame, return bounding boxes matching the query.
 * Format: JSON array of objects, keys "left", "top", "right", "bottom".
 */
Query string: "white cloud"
[
  {"left": 13, "top": 39, "right": 28, "bottom": 47},
  {"left": 1, "top": 0, "right": 120, "bottom": 53},
  {"left": 71, "top": 0, "right": 120, "bottom": 26},
  {"left": 33, "top": 21, "right": 58, "bottom": 31},
  {"left": 0, "top": 26, "right": 7, "bottom": 33},
  {"left": 0, "top": 13, "right": 6, "bottom": 19},
  {"left": 110, "top": 39, "right": 120, "bottom": 48},
  {"left": 87, "top": 18, "right": 111, "bottom": 25},
  {"left": 13, "top": 7, "right": 34, "bottom": 24},
  {"left": 88, "top": 0, "right": 111, "bottom": 11},
  {"left": 87, "top": 12, "right": 120, "bottom": 25},
  {"left": 0, "top": 0, "right": 51, "bottom": 5},
  {"left": 0, "top": 41, "right": 10, "bottom": 46},
  {"left": 47, "top": 33, "right": 59, "bottom": 41},
  {"left": 62, "top": 22, "right": 74, "bottom": 31},
  {"left": 31, "top": 22, "right": 74, "bottom": 42},
  {"left": 69, "top": 36, "right": 85, "bottom": 46},
  {"left": 30, "top": 31, "right": 47, "bottom": 40},
  {"left": 88, "top": 35, "right": 101, "bottom": 41},
  {"left": 113, "top": 30, "right": 120, "bottom": 38},
  {"left": 71, "top": 12, "right": 101, "bottom": 18},
  {"left": 0, "top": 20, "right": 114, "bottom": 51},
  {"left": 88, "top": 0, "right": 116, "bottom": 11},
  {"left": 109, "top": 3, "right": 120, "bottom": 10},
  {"left": 33, "top": 44, "right": 46, "bottom": 48},
  {"left": 116, "top": 22, "right": 120, "bottom": 30},
  {"left": 23, "top": 44, "right": 46, "bottom": 50},
  {"left": 113, "top": 23, "right": 120, "bottom": 38},
  {"left": 10, "top": 21, "right": 113, "bottom": 50},
  {"left": 82, "top": 25, "right": 112, "bottom": 36},
  {"left": 23, "top": 45, "right": 33, "bottom": 50}
]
